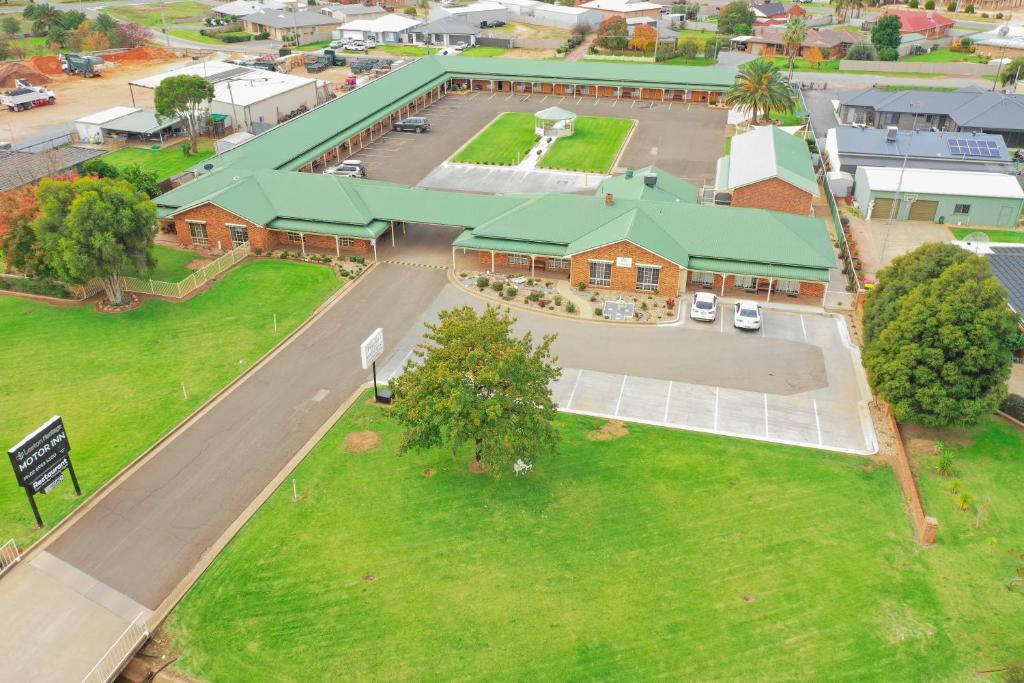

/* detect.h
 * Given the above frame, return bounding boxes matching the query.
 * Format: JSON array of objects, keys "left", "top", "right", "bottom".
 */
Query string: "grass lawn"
[
  {"left": 11, "top": 36, "right": 53, "bottom": 56},
  {"left": 539, "top": 116, "right": 634, "bottom": 174},
  {"left": 140, "top": 245, "right": 200, "bottom": 282},
  {"left": 658, "top": 55, "right": 716, "bottom": 66},
  {"left": 901, "top": 48, "right": 987, "bottom": 63},
  {"left": 460, "top": 46, "right": 507, "bottom": 57},
  {"left": 770, "top": 56, "right": 841, "bottom": 72},
  {"left": 294, "top": 39, "right": 332, "bottom": 52},
  {"left": 0, "top": 260, "right": 340, "bottom": 546},
  {"left": 371, "top": 44, "right": 441, "bottom": 57},
  {"left": 101, "top": 139, "right": 214, "bottom": 181},
  {"left": 167, "top": 28, "right": 225, "bottom": 45},
  {"left": 452, "top": 112, "right": 539, "bottom": 166},
  {"left": 106, "top": 1, "right": 211, "bottom": 26},
  {"left": 164, "top": 399, "right": 1020, "bottom": 680},
  {"left": 949, "top": 227, "right": 1024, "bottom": 243},
  {"left": 877, "top": 84, "right": 958, "bottom": 92}
]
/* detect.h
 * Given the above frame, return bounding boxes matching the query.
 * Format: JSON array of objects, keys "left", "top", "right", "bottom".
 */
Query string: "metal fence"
[
  {"left": 81, "top": 612, "right": 150, "bottom": 683},
  {"left": 120, "top": 241, "right": 250, "bottom": 299},
  {"left": 0, "top": 539, "right": 20, "bottom": 578}
]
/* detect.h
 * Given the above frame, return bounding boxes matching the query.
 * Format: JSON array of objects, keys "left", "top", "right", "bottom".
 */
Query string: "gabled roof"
[
  {"left": 858, "top": 166, "right": 1024, "bottom": 199},
  {"left": 751, "top": 2, "right": 786, "bottom": 17},
  {"left": 342, "top": 14, "right": 421, "bottom": 32},
  {"left": 832, "top": 126, "right": 1011, "bottom": 162},
  {"left": 879, "top": 8, "right": 954, "bottom": 33},
  {"left": 415, "top": 17, "right": 483, "bottom": 35},
  {"left": 719, "top": 126, "right": 819, "bottom": 196},
  {"left": 598, "top": 166, "right": 699, "bottom": 203},
  {"left": 580, "top": 0, "right": 662, "bottom": 11},
  {"left": 838, "top": 87, "right": 1024, "bottom": 132},
  {"left": 244, "top": 8, "right": 340, "bottom": 27},
  {"left": 988, "top": 246, "right": 1024, "bottom": 321},
  {"left": 747, "top": 27, "right": 859, "bottom": 48}
]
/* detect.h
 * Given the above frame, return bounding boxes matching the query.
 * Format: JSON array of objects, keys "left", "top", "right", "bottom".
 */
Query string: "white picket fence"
[
  {"left": 120, "top": 241, "right": 250, "bottom": 299},
  {"left": 81, "top": 612, "right": 150, "bottom": 683},
  {"left": 0, "top": 539, "right": 20, "bottom": 578}
]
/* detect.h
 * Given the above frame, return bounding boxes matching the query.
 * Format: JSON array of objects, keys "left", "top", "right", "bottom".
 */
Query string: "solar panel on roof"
[{"left": 946, "top": 137, "right": 1001, "bottom": 157}]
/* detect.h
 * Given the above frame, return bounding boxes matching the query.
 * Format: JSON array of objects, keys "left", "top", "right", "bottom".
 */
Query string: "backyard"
[
  {"left": 949, "top": 227, "right": 1024, "bottom": 243},
  {"left": 539, "top": 116, "right": 634, "bottom": 173},
  {"left": 0, "top": 260, "right": 340, "bottom": 546},
  {"left": 101, "top": 140, "right": 215, "bottom": 181},
  {"left": 140, "top": 245, "right": 201, "bottom": 282},
  {"left": 164, "top": 401, "right": 1024, "bottom": 680},
  {"left": 901, "top": 47, "right": 988, "bottom": 63}
]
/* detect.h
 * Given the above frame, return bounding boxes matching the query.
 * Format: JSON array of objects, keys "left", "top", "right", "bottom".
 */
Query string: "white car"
[
  {"left": 324, "top": 159, "right": 366, "bottom": 177},
  {"left": 344, "top": 41, "right": 367, "bottom": 51},
  {"left": 733, "top": 300, "right": 762, "bottom": 331},
  {"left": 689, "top": 292, "right": 717, "bottom": 322},
  {"left": 453, "top": 42, "right": 467, "bottom": 52}
]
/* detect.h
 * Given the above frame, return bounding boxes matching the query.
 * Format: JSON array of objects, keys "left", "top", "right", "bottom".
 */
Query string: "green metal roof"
[
  {"left": 687, "top": 257, "right": 830, "bottom": 283},
  {"left": 452, "top": 233, "right": 569, "bottom": 257},
  {"left": 720, "top": 126, "right": 820, "bottom": 197},
  {"left": 268, "top": 217, "right": 391, "bottom": 239},
  {"left": 597, "top": 165, "right": 699, "bottom": 204}
]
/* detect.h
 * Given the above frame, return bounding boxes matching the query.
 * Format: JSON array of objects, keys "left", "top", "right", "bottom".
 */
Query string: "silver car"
[
  {"left": 690, "top": 292, "right": 717, "bottom": 322},
  {"left": 733, "top": 300, "right": 762, "bottom": 331},
  {"left": 324, "top": 159, "right": 366, "bottom": 177}
]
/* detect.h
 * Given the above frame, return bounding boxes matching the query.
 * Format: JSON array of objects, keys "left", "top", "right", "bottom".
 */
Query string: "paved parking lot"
[{"left": 352, "top": 91, "right": 728, "bottom": 187}]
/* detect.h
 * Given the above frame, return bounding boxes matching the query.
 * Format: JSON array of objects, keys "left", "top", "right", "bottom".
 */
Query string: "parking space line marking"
[
  {"left": 668, "top": 102, "right": 673, "bottom": 110},
  {"left": 763, "top": 394, "right": 769, "bottom": 434},
  {"left": 612, "top": 98, "right": 618, "bottom": 107},
  {"left": 487, "top": 93, "right": 497, "bottom": 101},
  {"left": 713, "top": 387, "right": 720, "bottom": 431},
  {"left": 567, "top": 369, "right": 583, "bottom": 409},
  {"left": 614, "top": 375, "right": 628, "bottom": 416},
  {"left": 664, "top": 381, "right": 673, "bottom": 423},
  {"left": 505, "top": 93, "right": 514, "bottom": 100},
  {"left": 719, "top": 315, "right": 724, "bottom": 333},
  {"left": 813, "top": 399, "right": 823, "bottom": 446},
  {"left": 800, "top": 315, "right": 807, "bottom": 342},
  {"left": 541, "top": 95, "right": 548, "bottom": 102},
  {"left": 387, "top": 349, "right": 415, "bottom": 382},
  {"left": 631, "top": 100, "right": 636, "bottom": 108}
]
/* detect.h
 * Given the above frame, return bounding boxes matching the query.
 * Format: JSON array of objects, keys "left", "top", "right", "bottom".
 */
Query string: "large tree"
[
  {"left": 717, "top": 0, "right": 755, "bottom": 35},
  {"left": 629, "top": 24, "right": 657, "bottom": 53},
  {"left": 864, "top": 255, "right": 1019, "bottom": 426},
  {"left": 725, "top": 57, "right": 796, "bottom": 124},
  {"left": 596, "top": 16, "right": 628, "bottom": 50},
  {"left": 870, "top": 14, "right": 902, "bottom": 52},
  {"left": 154, "top": 75, "right": 214, "bottom": 155},
  {"left": 863, "top": 242, "right": 970, "bottom": 344},
  {"left": 782, "top": 17, "right": 808, "bottom": 78},
  {"left": 390, "top": 305, "right": 561, "bottom": 473},
  {"left": 30, "top": 176, "right": 157, "bottom": 305}
]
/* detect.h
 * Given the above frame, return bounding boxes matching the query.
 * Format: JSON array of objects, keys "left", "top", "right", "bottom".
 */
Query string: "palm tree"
[
  {"left": 725, "top": 58, "right": 796, "bottom": 125},
  {"left": 94, "top": 13, "right": 118, "bottom": 40},
  {"left": 23, "top": 3, "right": 62, "bottom": 35},
  {"left": 782, "top": 17, "right": 808, "bottom": 79}
]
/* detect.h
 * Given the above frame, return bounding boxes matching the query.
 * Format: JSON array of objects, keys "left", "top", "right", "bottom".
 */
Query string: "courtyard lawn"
[
  {"left": 0, "top": 260, "right": 340, "bottom": 546},
  {"left": 949, "top": 227, "right": 1024, "bottom": 243},
  {"left": 101, "top": 140, "right": 215, "bottom": 181},
  {"left": 106, "top": 1, "right": 211, "bottom": 25},
  {"left": 539, "top": 116, "right": 634, "bottom": 174},
  {"left": 141, "top": 245, "right": 200, "bottom": 282},
  {"left": 166, "top": 399, "right": 997, "bottom": 680},
  {"left": 452, "top": 112, "right": 539, "bottom": 166}
]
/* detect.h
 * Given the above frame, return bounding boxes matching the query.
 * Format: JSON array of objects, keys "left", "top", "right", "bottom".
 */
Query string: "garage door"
[
  {"left": 872, "top": 197, "right": 895, "bottom": 220},
  {"left": 908, "top": 200, "right": 938, "bottom": 222}
]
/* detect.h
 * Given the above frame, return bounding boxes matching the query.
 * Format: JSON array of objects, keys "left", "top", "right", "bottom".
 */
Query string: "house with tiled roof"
[
  {"left": 746, "top": 27, "right": 860, "bottom": 58},
  {"left": 865, "top": 9, "right": 954, "bottom": 38}
]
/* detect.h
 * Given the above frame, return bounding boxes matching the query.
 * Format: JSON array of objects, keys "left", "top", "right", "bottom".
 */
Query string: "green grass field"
[
  {"left": 140, "top": 245, "right": 199, "bottom": 282},
  {"left": 0, "top": 260, "right": 339, "bottom": 546},
  {"left": 167, "top": 27, "right": 226, "bottom": 45},
  {"left": 950, "top": 227, "right": 1024, "bottom": 243},
  {"left": 165, "top": 402, "right": 1024, "bottom": 680},
  {"left": 901, "top": 48, "right": 987, "bottom": 63},
  {"left": 539, "top": 116, "right": 634, "bottom": 174},
  {"left": 101, "top": 140, "right": 214, "bottom": 181},
  {"left": 770, "top": 56, "right": 841, "bottom": 72},
  {"left": 107, "top": 1, "right": 211, "bottom": 26},
  {"left": 452, "top": 112, "right": 539, "bottom": 166},
  {"left": 371, "top": 44, "right": 440, "bottom": 56},
  {"left": 460, "top": 46, "right": 507, "bottom": 57},
  {"left": 294, "top": 40, "right": 332, "bottom": 52}
]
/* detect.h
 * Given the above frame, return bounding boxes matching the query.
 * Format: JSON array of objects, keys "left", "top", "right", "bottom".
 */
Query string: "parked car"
[
  {"left": 394, "top": 116, "right": 430, "bottom": 133},
  {"left": 365, "top": 37, "right": 377, "bottom": 48},
  {"left": 453, "top": 41, "right": 467, "bottom": 52},
  {"left": 344, "top": 41, "right": 367, "bottom": 51},
  {"left": 329, "top": 39, "right": 350, "bottom": 49},
  {"left": 733, "top": 300, "right": 762, "bottom": 331},
  {"left": 324, "top": 159, "right": 366, "bottom": 177},
  {"left": 689, "top": 292, "right": 717, "bottom": 322},
  {"left": 480, "top": 19, "right": 505, "bottom": 27},
  {"left": 441, "top": 0, "right": 456, "bottom": 6}
]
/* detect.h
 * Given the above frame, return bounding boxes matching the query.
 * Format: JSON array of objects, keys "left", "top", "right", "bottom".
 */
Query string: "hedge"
[{"left": 0, "top": 276, "right": 71, "bottom": 298}]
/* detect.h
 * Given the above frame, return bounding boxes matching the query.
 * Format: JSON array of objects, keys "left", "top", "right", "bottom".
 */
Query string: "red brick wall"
[
  {"left": 272, "top": 231, "right": 371, "bottom": 254},
  {"left": 687, "top": 270, "right": 724, "bottom": 293},
  {"left": 730, "top": 177, "right": 813, "bottom": 216},
  {"left": 568, "top": 241, "right": 681, "bottom": 296},
  {"left": 799, "top": 281, "right": 826, "bottom": 299},
  {"left": 171, "top": 203, "right": 273, "bottom": 252}
]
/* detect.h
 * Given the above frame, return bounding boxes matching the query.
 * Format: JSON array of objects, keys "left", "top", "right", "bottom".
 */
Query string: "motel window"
[
  {"left": 692, "top": 271, "right": 714, "bottom": 287},
  {"left": 287, "top": 231, "right": 302, "bottom": 243},
  {"left": 775, "top": 279, "right": 799, "bottom": 294},
  {"left": 228, "top": 224, "right": 249, "bottom": 247},
  {"left": 188, "top": 221, "right": 208, "bottom": 246},
  {"left": 952, "top": 203, "right": 971, "bottom": 216},
  {"left": 507, "top": 253, "right": 529, "bottom": 266},
  {"left": 735, "top": 275, "right": 756, "bottom": 290},
  {"left": 636, "top": 265, "right": 660, "bottom": 292},
  {"left": 579, "top": 86, "right": 590, "bottom": 95},
  {"left": 589, "top": 260, "right": 612, "bottom": 287},
  {"left": 338, "top": 237, "right": 355, "bottom": 248},
  {"left": 547, "top": 258, "right": 570, "bottom": 270}
]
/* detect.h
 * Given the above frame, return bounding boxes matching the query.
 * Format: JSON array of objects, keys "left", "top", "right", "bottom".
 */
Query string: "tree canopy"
[
  {"left": 155, "top": 75, "right": 215, "bottom": 154},
  {"left": 782, "top": 17, "right": 808, "bottom": 77},
  {"left": 595, "top": 16, "right": 628, "bottom": 50},
  {"left": 717, "top": 0, "right": 755, "bottom": 35},
  {"left": 998, "top": 56, "right": 1024, "bottom": 86},
  {"left": 863, "top": 247, "right": 1019, "bottom": 427},
  {"left": 870, "top": 15, "right": 902, "bottom": 51},
  {"left": 628, "top": 24, "right": 657, "bottom": 52},
  {"left": 845, "top": 41, "right": 878, "bottom": 61},
  {"left": 724, "top": 58, "right": 796, "bottom": 124},
  {"left": 390, "top": 305, "right": 561, "bottom": 474}
]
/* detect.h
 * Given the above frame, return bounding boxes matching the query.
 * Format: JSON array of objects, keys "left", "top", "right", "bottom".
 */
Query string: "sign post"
[
  {"left": 360, "top": 328, "right": 385, "bottom": 402},
  {"left": 8, "top": 416, "right": 81, "bottom": 528}
]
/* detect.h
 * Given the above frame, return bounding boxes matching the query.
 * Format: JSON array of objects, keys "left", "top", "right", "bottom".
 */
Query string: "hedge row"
[{"left": 0, "top": 276, "right": 71, "bottom": 298}]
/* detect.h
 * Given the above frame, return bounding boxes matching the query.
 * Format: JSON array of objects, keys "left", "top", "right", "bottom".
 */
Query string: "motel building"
[{"left": 157, "top": 56, "right": 835, "bottom": 307}]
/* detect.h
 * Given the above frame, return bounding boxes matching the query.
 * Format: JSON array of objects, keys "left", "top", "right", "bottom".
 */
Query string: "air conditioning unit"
[{"left": 885, "top": 125, "right": 898, "bottom": 142}]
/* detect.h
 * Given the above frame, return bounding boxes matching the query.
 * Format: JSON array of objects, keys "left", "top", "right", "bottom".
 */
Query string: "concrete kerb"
[
  {"left": 608, "top": 118, "right": 639, "bottom": 174},
  {"left": 10, "top": 262, "right": 380, "bottom": 568}
]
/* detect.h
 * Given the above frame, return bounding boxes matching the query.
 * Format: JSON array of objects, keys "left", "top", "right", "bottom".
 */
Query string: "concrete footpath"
[{"left": 0, "top": 264, "right": 447, "bottom": 683}]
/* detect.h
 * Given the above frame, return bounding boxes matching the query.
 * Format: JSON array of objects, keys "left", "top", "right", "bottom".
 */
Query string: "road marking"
[
  {"left": 487, "top": 92, "right": 497, "bottom": 101},
  {"left": 813, "top": 399, "right": 823, "bottom": 446},
  {"left": 668, "top": 101, "right": 673, "bottom": 110},
  {"left": 760, "top": 319, "right": 765, "bottom": 337},
  {"left": 763, "top": 394, "right": 769, "bottom": 434},
  {"left": 567, "top": 368, "right": 583, "bottom": 409},
  {"left": 663, "top": 381, "right": 673, "bottom": 423},
  {"left": 559, "top": 96, "right": 566, "bottom": 103},
  {"left": 612, "top": 98, "right": 618, "bottom": 107},
  {"left": 541, "top": 95, "right": 548, "bottom": 102},
  {"left": 650, "top": 146, "right": 658, "bottom": 155},
  {"left": 505, "top": 93, "right": 514, "bottom": 100},
  {"left": 800, "top": 315, "right": 808, "bottom": 342},
  {"left": 614, "top": 375, "right": 628, "bottom": 416},
  {"left": 387, "top": 349, "right": 415, "bottom": 381},
  {"left": 687, "top": 103, "right": 692, "bottom": 111},
  {"left": 630, "top": 99, "right": 636, "bottom": 108},
  {"left": 713, "top": 387, "right": 720, "bottom": 431},
  {"left": 312, "top": 389, "right": 329, "bottom": 402},
  {"left": 719, "top": 315, "right": 724, "bottom": 333}
]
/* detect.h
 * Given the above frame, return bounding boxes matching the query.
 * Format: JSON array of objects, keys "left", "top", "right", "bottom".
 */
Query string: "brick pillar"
[{"left": 919, "top": 516, "right": 939, "bottom": 545}]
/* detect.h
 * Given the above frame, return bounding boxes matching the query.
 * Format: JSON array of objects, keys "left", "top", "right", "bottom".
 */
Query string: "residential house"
[
  {"left": 578, "top": 0, "right": 663, "bottom": 21},
  {"left": 751, "top": 2, "right": 787, "bottom": 19},
  {"left": 864, "top": 9, "right": 954, "bottom": 38},
  {"left": 716, "top": 126, "right": 821, "bottom": 216},
  {"left": 320, "top": 3, "right": 388, "bottom": 23},
  {"left": 837, "top": 86, "right": 1024, "bottom": 147},
  {"left": 339, "top": 14, "right": 422, "bottom": 43},
  {"left": 531, "top": 3, "right": 602, "bottom": 28},
  {"left": 410, "top": 17, "right": 481, "bottom": 46},
  {"left": 435, "top": 1, "right": 509, "bottom": 26},
  {"left": 0, "top": 145, "right": 105, "bottom": 192},
  {"left": 746, "top": 27, "right": 859, "bottom": 58},
  {"left": 212, "top": 0, "right": 290, "bottom": 18},
  {"left": 972, "top": 24, "right": 1024, "bottom": 61},
  {"left": 242, "top": 8, "right": 340, "bottom": 42}
]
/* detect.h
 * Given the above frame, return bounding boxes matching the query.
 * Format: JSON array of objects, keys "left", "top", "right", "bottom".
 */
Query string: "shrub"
[
  {"left": 845, "top": 41, "right": 878, "bottom": 61},
  {"left": 594, "top": 307, "right": 604, "bottom": 317},
  {"left": 220, "top": 33, "right": 252, "bottom": 43},
  {"left": 936, "top": 449, "right": 955, "bottom": 478},
  {"left": 527, "top": 278, "right": 535, "bottom": 285},
  {"left": 947, "top": 1, "right": 956, "bottom": 10},
  {"left": 505, "top": 285, "right": 518, "bottom": 297},
  {"left": 878, "top": 46, "right": 898, "bottom": 61},
  {"left": 351, "top": 256, "right": 366, "bottom": 265},
  {"left": 925, "top": 0, "right": 934, "bottom": 7},
  {"left": 491, "top": 281, "right": 504, "bottom": 292},
  {"left": 565, "top": 301, "right": 576, "bottom": 313},
  {"left": 339, "top": 269, "right": 350, "bottom": 277},
  {"left": 1001, "top": 394, "right": 1024, "bottom": 422},
  {"left": 965, "top": 3, "right": 974, "bottom": 11},
  {"left": 908, "top": 0, "right": 918, "bottom": 7},
  {"left": 980, "top": 11, "right": 988, "bottom": 17},
  {"left": 476, "top": 275, "right": 490, "bottom": 289},
  {"left": 256, "top": 30, "right": 270, "bottom": 39},
  {"left": 526, "top": 291, "right": 542, "bottom": 301},
  {"left": 577, "top": 282, "right": 587, "bottom": 291},
  {"left": 666, "top": 298, "right": 675, "bottom": 310},
  {"left": 0, "top": 276, "right": 70, "bottom": 298},
  {"left": 254, "top": 247, "right": 263, "bottom": 256},
  {"left": 553, "top": 294, "right": 562, "bottom": 306},
  {"left": 280, "top": 250, "right": 289, "bottom": 259}
]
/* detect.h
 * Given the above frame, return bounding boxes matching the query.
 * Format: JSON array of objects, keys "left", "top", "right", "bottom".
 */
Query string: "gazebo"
[{"left": 534, "top": 106, "right": 576, "bottom": 138}]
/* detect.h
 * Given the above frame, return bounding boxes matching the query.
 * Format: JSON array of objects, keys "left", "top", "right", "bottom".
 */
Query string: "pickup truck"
[{"left": 1, "top": 80, "right": 56, "bottom": 112}]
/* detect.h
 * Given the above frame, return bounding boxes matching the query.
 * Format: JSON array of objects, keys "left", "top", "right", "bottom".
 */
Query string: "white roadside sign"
[{"left": 360, "top": 328, "right": 384, "bottom": 370}]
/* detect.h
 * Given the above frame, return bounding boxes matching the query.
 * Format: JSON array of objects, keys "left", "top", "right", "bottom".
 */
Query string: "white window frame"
[
  {"left": 227, "top": 223, "right": 249, "bottom": 247},
  {"left": 636, "top": 264, "right": 660, "bottom": 292},
  {"left": 338, "top": 237, "right": 355, "bottom": 248},
  {"left": 589, "top": 260, "right": 612, "bottom": 287},
  {"left": 287, "top": 231, "right": 303, "bottom": 243},
  {"left": 692, "top": 270, "right": 714, "bottom": 287},
  {"left": 952, "top": 203, "right": 971, "bottom": 216},
  {"left": 507, "top": 253, "right": 529, "bottom": 266},
  {"left": 547, "top": 257, "right": 570, "bottom": 270},
  {"left": 187, "top": 221, "right": 208, "bottom": 246}
]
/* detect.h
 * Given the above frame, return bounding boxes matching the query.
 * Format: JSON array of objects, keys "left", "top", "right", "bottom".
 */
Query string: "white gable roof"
[
  {"left": 76, "top": 106, "right": 140, "bottom": 125},
  {"left": 860, "top": 166, "right": 1024, "bottom": 199},
  {"left": 581, "top": 0, "right": 661, "bottom": 11},
  {"left": 342, "top": 14, "right": 421, "bottom": 32},
  {"left": 446, "top": 1, "right": 505, "bottom": 13}
]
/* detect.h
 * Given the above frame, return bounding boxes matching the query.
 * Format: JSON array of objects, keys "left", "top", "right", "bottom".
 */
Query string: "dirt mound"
[
  {"left": 103, "top": 47, "right": 178, "bottom": 63},
  {"left": 587, "top": 420, "right": 629, "bottom": 441},
  {"left": 23, "top": 56, "right": 62, "bottom": 77},
  {"left": 0, "top": 62, "right": 53, "bottom": 88},
  {"left": 344, "top": 430, "right": 380, "bottom": 454}
]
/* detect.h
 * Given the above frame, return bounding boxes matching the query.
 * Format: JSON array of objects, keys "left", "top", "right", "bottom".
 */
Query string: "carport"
[{"left": 99, "top": 110, "right": 182, "bottom": 144}]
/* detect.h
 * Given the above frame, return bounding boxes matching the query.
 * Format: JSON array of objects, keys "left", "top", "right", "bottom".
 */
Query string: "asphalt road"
[{"left": 46, "top": 264, "right": 447, "bottom": 609}]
